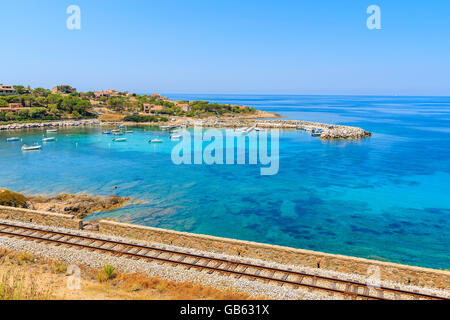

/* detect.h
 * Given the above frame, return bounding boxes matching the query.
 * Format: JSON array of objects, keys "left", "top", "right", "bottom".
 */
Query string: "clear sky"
[{"left": 1, "top": 0, "right": 449, "bottom": 96}]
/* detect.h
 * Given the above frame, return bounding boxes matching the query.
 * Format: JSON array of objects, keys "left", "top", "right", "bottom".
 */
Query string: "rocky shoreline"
[
  {"left": 198, "top": 119, "right": 372, "bottom": 140},
  {"left": 0, "top": 117, "right": 371, "bottom": 140},
  {"left": 0, "top": 188, "right": 130, "bottom": 219},
  {"left": 0, "top": 119, "right": 103, "bottom": 131}
]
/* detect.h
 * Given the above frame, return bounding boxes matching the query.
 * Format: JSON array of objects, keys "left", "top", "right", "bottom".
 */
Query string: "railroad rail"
[{"left": 0, "top": 221, "right": 447, "bottom": 300}]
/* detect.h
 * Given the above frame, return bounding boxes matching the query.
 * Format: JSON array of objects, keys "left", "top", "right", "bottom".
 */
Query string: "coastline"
[
  {"left": 0, "top": 113, "right": 371, "bottom": 140},
  {"left": 0, "top": 205, "right": 449, "bottom": 298}
]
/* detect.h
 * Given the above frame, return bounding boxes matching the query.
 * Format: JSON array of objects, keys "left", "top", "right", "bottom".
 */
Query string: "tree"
[
  {"left": 73, "top": 100, "right": 91, "bottom": 115},
  {"left": 5, "top": 112, "right": 16, "bottom": 121},
  {"left": 13, "top": 85, "right": 29, "bottom": 94},
  {"left": 28, "top": 107, "right": 47, "bottom": 119},
  {"left": 33, "top": 88, "right": 51, "bottom": 97},
  {"left": 17, "top": 109, "right": 30, "bottom": 119},
  {"left": 45, "top": 94, "right": 63, "bottom": 106},
  {"left": 109, "top": 97, "right": 126, "bottom": 111},
  {"left": 0, "top": 98, "right": 8, "bottom": 108},
  {"left": 48, "top": 104, "right": 60, "bottom": 115},
  {"left": 72, "top": 111, "right": 81, "bottom": 119},
  {"left": 60, "top": 96, "right": 78, "bottom": 113}
]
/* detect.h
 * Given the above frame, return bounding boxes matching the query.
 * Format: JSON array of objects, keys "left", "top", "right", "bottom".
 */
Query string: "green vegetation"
[
  {"left": 0, "top": 84, "right": 256, "bottom": 123},
  {"left": 0, "top": 85, "right": 96, "bottom": 123},
  {"left": 98, "top": 265, "right": 116, "bottom": 282},
  {"left": 0, "top": 189, "right": 28, "bottom": 208},
  {"left": 186, "top": 101, "right": 256, "bottom": 117},
  {"left": 123, "top": 115, "right": 168, "bottom": 122}
]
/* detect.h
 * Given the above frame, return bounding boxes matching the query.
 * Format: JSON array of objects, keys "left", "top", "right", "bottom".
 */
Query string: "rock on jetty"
[
  {"left": 0, "top": 119, "right": 103, "bottom": 131},
  {"left": 199, "top": 119, "right": 371, "bottom": 140}
]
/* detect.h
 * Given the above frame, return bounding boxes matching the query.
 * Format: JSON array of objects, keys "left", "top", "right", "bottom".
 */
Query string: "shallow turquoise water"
[{"left": 1, "top": 95, "right": 449, "bottom": 269}]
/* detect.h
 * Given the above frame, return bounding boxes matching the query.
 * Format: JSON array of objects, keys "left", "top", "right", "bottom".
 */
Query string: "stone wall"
[
  {"left": 98, "top": 220, "right": 450, "bottom": 289},
  {"left": 0, "top": 205, "right": 82, "bottom": 229}
]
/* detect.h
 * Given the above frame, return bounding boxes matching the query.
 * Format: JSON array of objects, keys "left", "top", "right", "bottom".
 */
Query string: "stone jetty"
[
  {"left": 0, "top": 119, "right": 103, "bottom": 131},
  {"left": 198, "top": 119, "right": 371, "bottom": 140}
]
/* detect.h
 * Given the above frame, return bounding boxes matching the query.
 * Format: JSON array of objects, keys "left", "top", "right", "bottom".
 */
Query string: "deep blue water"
[{"left": 1, "top": 95, "right": 449, "bottom": 269}]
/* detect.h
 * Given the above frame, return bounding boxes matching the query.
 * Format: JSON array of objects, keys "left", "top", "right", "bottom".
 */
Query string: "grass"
[
  {"left": 98, "top": 113, "right": 125, "bottom": 122},
  {"left": 0, "top": 188, "right": 28, "bottom": 208},
  {"left": 115, "top": 273, "right": 254, "bottom": 300},
  {"left": 0, "top": 248, "right": 257, "bottom": 300},
  {"left": 0, "top": 249, "right": 53, "bottom": 300}
]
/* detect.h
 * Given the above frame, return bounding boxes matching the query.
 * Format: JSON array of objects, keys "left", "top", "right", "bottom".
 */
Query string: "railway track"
[{"left": 0, "top": 221, "right": 446, "bottom": 300}]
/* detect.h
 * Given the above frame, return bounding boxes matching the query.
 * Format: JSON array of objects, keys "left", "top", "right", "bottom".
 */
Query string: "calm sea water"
[{"left": 1, "top": 95, "right": 449, "bottom": 269}]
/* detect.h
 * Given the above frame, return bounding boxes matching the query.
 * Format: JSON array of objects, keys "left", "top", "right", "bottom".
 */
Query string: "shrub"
[
  {"left": 123, "top": 115, "right": 163, "bottom": 122},
  {"left": 17, "top": 252, "right": 35, "bottom": 264},
  {"left": 103, "top": 265, "right": 115, "bottom": 280},
  {"left": 97, "top": 265, "right": 115, "bottom": 282},
  {"left": 0, "top": 189, "right": 28, "bottom": 208},
  {"left": 156, "top": 283, "right": 167, "bottom": 293},
  {"left": 54, "top": 262, "right": 68, "bottom": 274}
]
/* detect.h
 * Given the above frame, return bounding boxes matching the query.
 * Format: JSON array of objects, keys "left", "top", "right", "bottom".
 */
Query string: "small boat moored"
[
  {"left": 102, "top": 131, "right": 112, "bottom": 135},
  {"left": 6, "top": 137, "right": 20, "bottom": 142},
  {"left": 311, "top": 129, "right": 323, "bottom": 137},
  {"left": 42, "top": 137, "right": 56, "bottom": 142},
  {"left": 112, "top": 138, "right": 127, "bottom": 142},
  {"left": 170, "top": 134, "right": 182, "bottom": 140},
  {"left": 46, "top": 129, "right": 58, "bottom": 133},
  {"left": 22, "top": 145, "right": 42, "bottom": 151},
  {"left": 149, "top": 139, "right": 163, "bottom": 143}
]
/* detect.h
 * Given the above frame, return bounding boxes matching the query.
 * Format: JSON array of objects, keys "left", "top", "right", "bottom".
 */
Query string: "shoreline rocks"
[
  {"left": 27, "top": 193, "right": 131, "bottom": 219},
  {"left": 1, "top": 117, "right": 371, "bottom": 140},
  {"left": 0, "top": 188, "right": 130, "bottom": 219},
  {"left": 0, "top": 119, "right": 103, "bottom": 131},
  {"left": 200, "top": 119, "right": 372, "bottom": 140}
]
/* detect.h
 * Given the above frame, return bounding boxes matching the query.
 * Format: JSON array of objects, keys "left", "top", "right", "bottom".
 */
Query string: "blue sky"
[{"left": 1, "top": 0, "right": 449, "bottom": 95}]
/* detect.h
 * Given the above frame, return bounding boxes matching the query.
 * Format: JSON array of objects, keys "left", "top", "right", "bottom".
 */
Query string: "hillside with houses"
[{"left": 0, "top": 84, "right": 256, "bottom": 123}]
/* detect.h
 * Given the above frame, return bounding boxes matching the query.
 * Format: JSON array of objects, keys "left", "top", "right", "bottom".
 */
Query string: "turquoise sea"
[{"left": 1, "top": 95, "right": 449, "bottom": 269}]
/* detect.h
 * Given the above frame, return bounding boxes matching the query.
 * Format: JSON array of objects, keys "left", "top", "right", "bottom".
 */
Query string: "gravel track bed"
[{"left": 0, "top": 219, "right": 448, "bottom": 299}]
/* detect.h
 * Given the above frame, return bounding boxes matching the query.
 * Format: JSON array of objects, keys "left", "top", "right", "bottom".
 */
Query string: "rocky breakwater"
[
  {"left": 0, "top": 119, "right": 103, "bottom": 131},
  {"left": 200, "top": 119, "right": 371, "bottom": 140}
]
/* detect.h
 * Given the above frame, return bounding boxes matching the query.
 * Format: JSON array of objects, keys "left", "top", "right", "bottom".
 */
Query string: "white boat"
[
  {"left": 246, "top": 126, "right": 256, "bottom": 133},
  {"left": 149, "top": 139, "right": 163, "bottom": 143},
  {"left": 6, "top": 137, "right": 20, "bottom": 142},
  {"left": 42, "top": 137, "right": 56, "bottom": 142},
  {"left": 170, "top": 134, "right": 182, "bottom": 140},
  {"left": 113, "top": 138, "right": 127, "bottom": 142},
  {"left": 125, "top": 130, "right": 134, "bottom": 133},
  {"left": 235, "top": 127, "right": 248, "bottom": 133},
  {"left": 46, "top": 129, "right": 58, "bottom": 133},
  {"left": 22, "top": 145, "right": 41, "bottom": 151},
  {"left": 112, "top": 132, "right": 124, "bottom": 135},
  {"left": 111, "top": 129, "right": 121, "bottom": 133},
  {"left": 254, "top": 127, "right": 266, "bottom": 132}
]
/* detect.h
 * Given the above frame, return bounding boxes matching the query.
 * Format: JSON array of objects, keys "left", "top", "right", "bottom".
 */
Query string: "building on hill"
[
  {"left": 52, "top": 85, "right": 76, "bottom": 94},
  {"left": 179, "top": 103, "right": 191, "bottom": 112},
  {"left": 152, "top": 93, "right": 169, "bottom": 101},
  {"left": 0, "top": 85, "right": 16, "bottom": 95},
  {"left": 94, "top": 89, "right": 121, "bottom": 98},
  {"left": 0, "top": 103, "right": 30, "bottom": 112},
  {"left": 143, "top": 104, "right": 164, "bottom": 113}
]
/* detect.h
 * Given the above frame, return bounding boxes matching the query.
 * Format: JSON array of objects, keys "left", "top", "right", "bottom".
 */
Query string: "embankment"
[{"left": 0, "top": 205, "right": 447, "bottom": 290}]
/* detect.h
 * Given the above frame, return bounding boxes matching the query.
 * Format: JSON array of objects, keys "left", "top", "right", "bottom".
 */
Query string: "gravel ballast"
[{"left": 0, "top": 219, "right": 448, "bottom": 300}]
